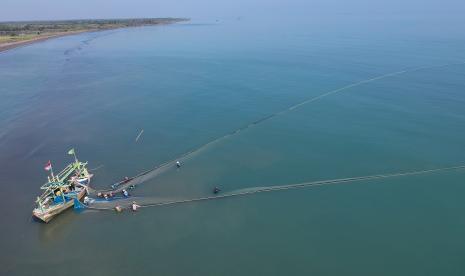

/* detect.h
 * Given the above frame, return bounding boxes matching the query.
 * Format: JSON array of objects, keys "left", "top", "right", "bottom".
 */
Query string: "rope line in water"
[
  {"left": 91, "top": 70, "right": 412, "bottom": 193},
  {"left": 92, "top": 62, "right": 465, "bottom": 194},
  {"left": 89, "top": 165, "right": 104, "bottom": 171},
  {"left": 86, "top": 165, "right": 465, "bottom": 211}
]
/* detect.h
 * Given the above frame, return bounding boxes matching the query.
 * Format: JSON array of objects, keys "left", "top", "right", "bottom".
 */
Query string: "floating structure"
[{"left": 32, "top": 149, "right": 93, "bottom": 223}]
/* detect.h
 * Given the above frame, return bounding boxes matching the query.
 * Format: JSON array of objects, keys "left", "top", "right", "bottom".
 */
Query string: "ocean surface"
[{"left": 1, "top": 16, "right": 465, "bottom": 275}]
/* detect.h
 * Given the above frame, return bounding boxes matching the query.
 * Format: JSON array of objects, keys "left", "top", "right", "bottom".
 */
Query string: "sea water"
[{"left": 1, "top": 15, "right": 465, "bottom": 275}]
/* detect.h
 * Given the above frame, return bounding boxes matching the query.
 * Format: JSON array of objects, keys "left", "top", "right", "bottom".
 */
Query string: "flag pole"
[
  {"left": 68, "top": 148, "right": 78, "bottom": 164},
  {"left": 50, "top": 164, "right": 55, "bottom": 182}
]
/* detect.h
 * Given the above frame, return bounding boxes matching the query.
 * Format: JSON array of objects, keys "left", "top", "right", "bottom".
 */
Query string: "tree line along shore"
[{"left": 0, "top": 18, "right": 188, "bottom": 52}]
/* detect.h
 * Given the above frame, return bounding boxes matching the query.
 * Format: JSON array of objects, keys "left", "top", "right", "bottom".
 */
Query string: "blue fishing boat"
[{"left": 32, "top": 149, "right": 93, "bottom": 223}]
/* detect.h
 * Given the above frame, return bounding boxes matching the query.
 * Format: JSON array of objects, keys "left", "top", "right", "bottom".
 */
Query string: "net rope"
[
  {"left": 88, "top": 62, "right": 465, "bottom": 196},
  {"left": 84, "top": 165, "right": 465, "bottom": 211}
]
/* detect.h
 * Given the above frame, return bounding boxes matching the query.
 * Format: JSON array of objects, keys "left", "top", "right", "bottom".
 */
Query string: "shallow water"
[{"left": 1, "top": 16, "right": 465, "bottom": 275}]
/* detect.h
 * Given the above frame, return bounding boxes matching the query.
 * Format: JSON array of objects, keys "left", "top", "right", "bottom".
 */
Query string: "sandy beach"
[
  {"left": 0, "top": 31, "right": 87, "bottom": 53},
  {"left": 0, "top": 18, "right": 188, "bottom": 53}
]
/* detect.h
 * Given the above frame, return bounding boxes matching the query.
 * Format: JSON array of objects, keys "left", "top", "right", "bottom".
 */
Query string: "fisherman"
[
  {"left": 176, "top": 161, "right": 181, "bottom": 168},
  {"left": 122, "top": 189, "right": 129, "bottom": 197},
  {"left": 131, "top": 201, "right": 140, "bottom": 211},
  {"left": 213, "top": 187, "right": 221, "bottom": 194}
]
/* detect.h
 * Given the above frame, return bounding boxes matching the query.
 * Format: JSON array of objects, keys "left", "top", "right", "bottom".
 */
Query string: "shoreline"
[
  {"left": 0, "top": 20, "right": 188, "bottom": 53},
  {"left": 0, "top": 30, "right": 90, "bottom": 53}
]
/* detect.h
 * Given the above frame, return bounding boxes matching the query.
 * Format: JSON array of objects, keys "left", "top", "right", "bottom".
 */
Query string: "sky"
[{"left": 1, "top": 0, "right": 465, "bottom": 22}]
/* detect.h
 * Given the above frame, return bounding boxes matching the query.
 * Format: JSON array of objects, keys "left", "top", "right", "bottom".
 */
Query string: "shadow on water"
[{"left": 37, "top": 209, "right": 81, "bottom": 243}]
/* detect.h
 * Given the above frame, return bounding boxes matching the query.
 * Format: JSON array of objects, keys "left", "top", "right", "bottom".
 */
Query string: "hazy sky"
[{"left": 1, "top": 0, "right": 464, "bottom": 21}]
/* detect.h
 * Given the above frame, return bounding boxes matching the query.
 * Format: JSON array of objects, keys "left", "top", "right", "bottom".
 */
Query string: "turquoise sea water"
[{"left": 1, "top": 17, "right": 465, "bottom": 275}]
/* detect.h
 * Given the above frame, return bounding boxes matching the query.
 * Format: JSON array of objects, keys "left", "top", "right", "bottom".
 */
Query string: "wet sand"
[{"left": 0, "top": 31, "right": 88, "bottom": 53}]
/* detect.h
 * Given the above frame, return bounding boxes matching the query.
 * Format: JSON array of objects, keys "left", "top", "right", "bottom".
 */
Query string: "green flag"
[{"left": 68, "top": 148, "right": 75, "bottom": 155}]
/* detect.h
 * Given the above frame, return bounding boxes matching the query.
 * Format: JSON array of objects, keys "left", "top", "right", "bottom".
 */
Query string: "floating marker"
[{"left": 135, "top": 129, "right": 144, "bottom": 142}]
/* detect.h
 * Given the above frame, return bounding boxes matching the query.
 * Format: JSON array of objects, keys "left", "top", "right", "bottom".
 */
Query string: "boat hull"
[{"left": 32, "top": 187, "right": 87, "bottom": 223}]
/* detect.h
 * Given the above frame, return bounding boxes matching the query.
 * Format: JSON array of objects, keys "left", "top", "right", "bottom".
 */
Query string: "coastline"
[
  {"left": 0, "top": 19, "right": 188, "bottom": 53},
  {"left": 0, "top": 30, "right": 89, "bottom": 53}
]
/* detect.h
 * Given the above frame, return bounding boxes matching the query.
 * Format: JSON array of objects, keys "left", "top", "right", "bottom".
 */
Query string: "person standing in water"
[{"left": 131, "top": 201, "right": 140, "bottom": 211}]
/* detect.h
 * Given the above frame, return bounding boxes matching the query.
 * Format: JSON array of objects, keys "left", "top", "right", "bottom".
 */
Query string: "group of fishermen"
[
  {"left": 114, "top": 201, "right": 139, "bottom": 212},
  {"left": 96, "top": 188, "right": 130, "bottom": 199},
  {"left": 91, "top": 160, "right": 222, "bottom": 213}
]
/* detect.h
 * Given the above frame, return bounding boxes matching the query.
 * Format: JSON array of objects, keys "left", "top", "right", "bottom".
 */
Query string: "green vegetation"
[
  {"left": 0, "top": 33, "right": 38, "bottom": 43},
  {"left": 0, "top": 18, "right": 188, "bottom": 49},
  {"left": 0, "top": 18, "right": 188, "bottom": 35}
]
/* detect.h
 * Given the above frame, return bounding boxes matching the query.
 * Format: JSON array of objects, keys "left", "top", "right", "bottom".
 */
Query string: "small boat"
[{"left": 32, "top": 150, "right": 93, "bottom": 223}]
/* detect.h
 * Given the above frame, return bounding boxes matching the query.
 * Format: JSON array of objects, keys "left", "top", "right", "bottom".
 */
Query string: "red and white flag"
[{"left": 44, "top": 160, "right": 52, "bottom": 171}]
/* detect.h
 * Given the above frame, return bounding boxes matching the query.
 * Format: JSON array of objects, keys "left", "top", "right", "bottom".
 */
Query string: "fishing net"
[
  {"left": 83, "top": 62, "right": 465, "bottom": 211},
  {"left": 83, "top": 165, "right": 465, "bottom": 211}
]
